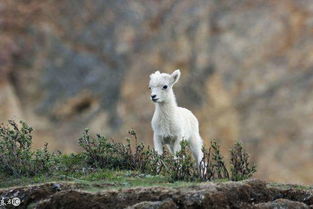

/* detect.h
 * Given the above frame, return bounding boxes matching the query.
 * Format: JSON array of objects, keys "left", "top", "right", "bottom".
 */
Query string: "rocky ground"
[{"left": 1, "top": 180, "right": 312, "bottom": 209}]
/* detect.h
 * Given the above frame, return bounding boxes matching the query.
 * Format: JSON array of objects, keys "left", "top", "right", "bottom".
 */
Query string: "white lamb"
[{"left": 149, "top": 69, "right": 204, "bottom": 165}]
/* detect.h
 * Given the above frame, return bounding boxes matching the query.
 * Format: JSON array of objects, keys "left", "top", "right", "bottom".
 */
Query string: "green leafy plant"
[
  {"left": 0, "top": 120, "right": 58, "bottom": 176},
  {"left": 210, "top": 140, "right": 229, "bottom": 179},
  {"left": 230, "top": 142, "right": 256, "bottom": 181},
  {"left": 78, "top": 129, "right": 256, "bottom": 182},
  {"left": 78, "top": 128, "right": 162, "bottom": 175},
  {"left": 55, "top": 153, "right": 90, "bottom": 175},
  {"left": 165, "top": 141, "right": 198, "bottom": 181},
  {"left": 78, "top": 129, "right": 132, "bottom": 169},
  {"left": 0, "top": 120, "right": 257, "bottom": 182},
  {"left": 198, "top": 140, "right": 229, "bottom": 181}
]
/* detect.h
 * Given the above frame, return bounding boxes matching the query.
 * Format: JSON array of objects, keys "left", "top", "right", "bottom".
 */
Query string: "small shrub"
[
  {"left": 165, "top": 141, "right": 197, "bottom": 181},
  {"left": 230, "top": 142, "right": 256, "bottom": 181},
  {"left": 198, "top": 146, "right": 214, "bottom": 181},
  {"left": 55, "top": 153, "right": 89, "bottom": 174},
  {"left": 0, "top": 120, "right": 257, "bottom": 182},
  {"left": 78, "top": 129, "right": 256, "bottom": 182},
  {"left": 141, "top": 147, "right": 164, "bottom": 175},
  {"left": 78, "top": 129, "right": 132, "bottom": 169},
  {"left": 33, "top": 143, "right": 58, "bottom": 174},
  {"left": 198, "top": 140, "right": 229, "bottom": 181},
  {"left": 127, "top": 129, "right": 153, "bottom": 172},
  {"left": 78, "top": 129, "right": 162, "bottom": 174},
  {"left": 210, "top": 140, "right": 229, "bottom": 179},
  {"left": 128, "top": 130, "right": 164, "bottom": 175},
  {"left": 0, "top": 120, "right": 58, "bottom": 177}
]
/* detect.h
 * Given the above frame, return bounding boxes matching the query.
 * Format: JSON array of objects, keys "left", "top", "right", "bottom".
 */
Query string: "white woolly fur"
[{"left": 149, "top": 69, "right": 204, "bottom": 165}]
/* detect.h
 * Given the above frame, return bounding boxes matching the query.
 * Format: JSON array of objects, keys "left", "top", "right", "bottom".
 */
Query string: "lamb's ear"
[{"left": 171, "top": 69, "right": 181, "bottom": 85}]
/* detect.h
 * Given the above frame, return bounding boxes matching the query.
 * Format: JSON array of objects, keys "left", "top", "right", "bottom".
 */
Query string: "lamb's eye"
[
  {"left": 149, "top": 87, "right": 151, "bottom": 90},
  {"left": 162, "top": 85, "right": 168, "bottom": 89}
]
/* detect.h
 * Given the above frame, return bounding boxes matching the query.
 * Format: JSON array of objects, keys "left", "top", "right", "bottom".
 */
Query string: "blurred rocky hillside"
[{"left": 1, "top": 0, "right": 313, "bottom": 184}]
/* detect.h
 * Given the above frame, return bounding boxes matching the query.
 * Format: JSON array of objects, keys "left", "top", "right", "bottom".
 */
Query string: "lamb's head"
[{"left": 149, "top": 69, "right": 181, "bottom": 103}]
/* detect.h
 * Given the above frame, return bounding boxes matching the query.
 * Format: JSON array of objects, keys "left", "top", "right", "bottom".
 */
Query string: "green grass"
[{"left": 0, "top": 169, "right": 202, "bottom": 192}]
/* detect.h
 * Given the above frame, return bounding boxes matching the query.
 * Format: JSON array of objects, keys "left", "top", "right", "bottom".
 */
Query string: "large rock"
[
  {"left": 1, "top": 0, "right": 313, "bottom": 183},
  {"left": 1, "top": 180, "right": 313, "bottom": 209}
]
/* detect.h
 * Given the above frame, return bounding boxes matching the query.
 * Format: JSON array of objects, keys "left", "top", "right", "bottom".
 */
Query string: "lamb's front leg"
[
  {"left": 153, "top": 134, "right": 163, "bottom": 155},
  {"left": 172, "top": 136, "right": 182, "bottom": 155}
]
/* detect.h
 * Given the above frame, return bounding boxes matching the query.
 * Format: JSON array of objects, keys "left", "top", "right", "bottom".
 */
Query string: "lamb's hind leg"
[
  {"left": 166, "top": 144, "right": 174, "bottom": 154},
  {"left": 189, "top": 134, "right": 204, "bottom": 165}
]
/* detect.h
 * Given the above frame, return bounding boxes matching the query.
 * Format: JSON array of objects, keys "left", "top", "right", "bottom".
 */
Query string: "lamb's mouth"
[{"left": 152, "top": 98, "right": 159, "bottom": 102}]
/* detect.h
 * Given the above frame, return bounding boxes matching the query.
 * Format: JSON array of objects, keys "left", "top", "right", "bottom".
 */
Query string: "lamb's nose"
[{"left": 151, "top": 95, "right": 157, "bottom": 99}]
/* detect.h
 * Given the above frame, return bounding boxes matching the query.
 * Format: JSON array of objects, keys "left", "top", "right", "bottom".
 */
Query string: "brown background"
[{"left": 1, "top": 0, "right": 313, "bottom": 184}]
